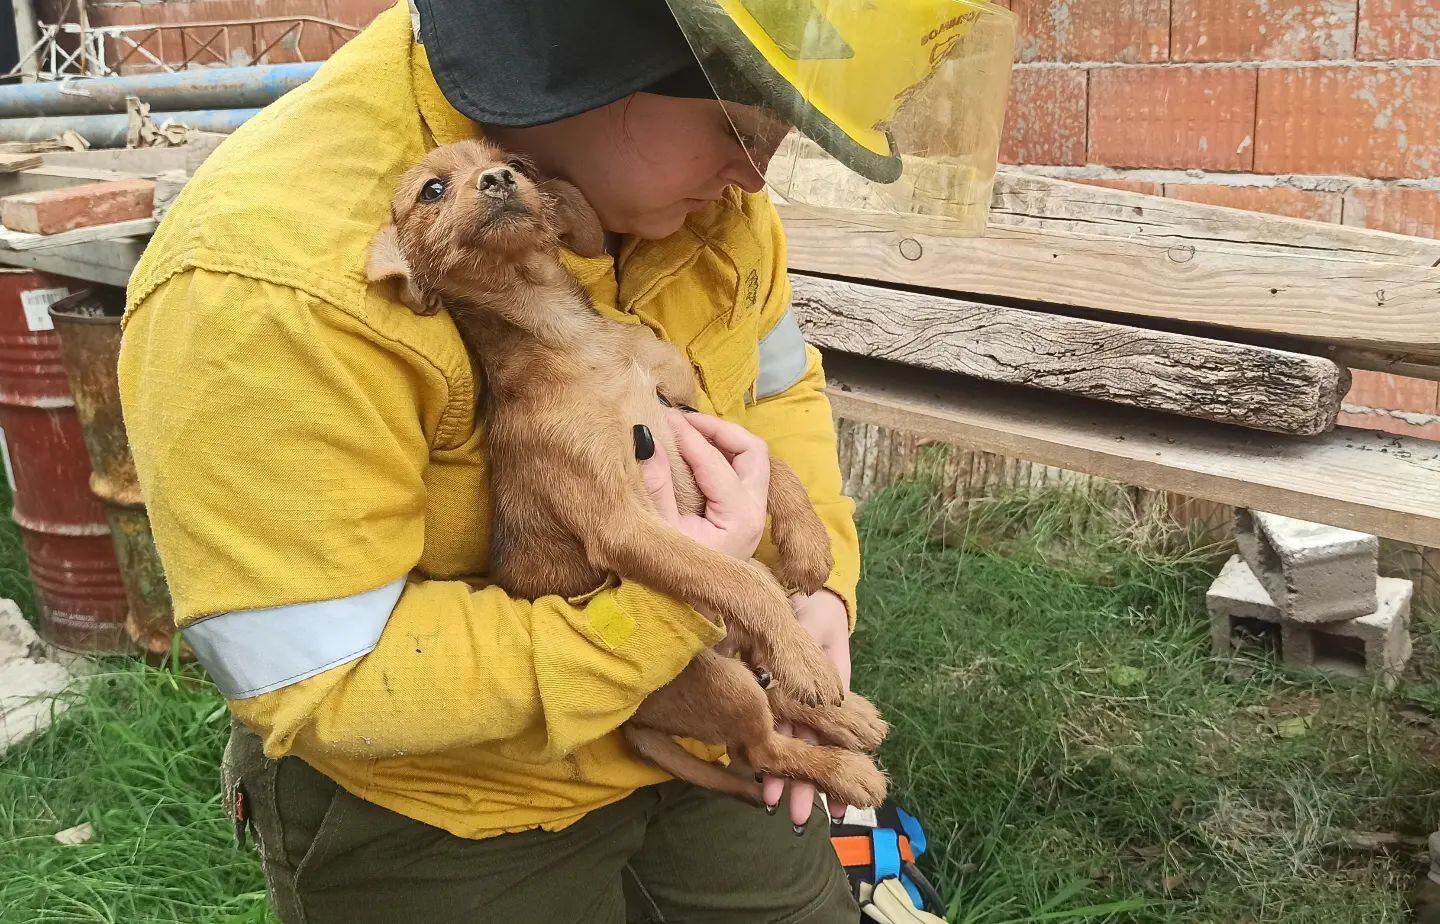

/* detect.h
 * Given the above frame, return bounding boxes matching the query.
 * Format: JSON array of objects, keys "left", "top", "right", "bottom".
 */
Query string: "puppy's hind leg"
[
  {"left": 632, "top": 651, "right": 887, "bottom": 809},
  {"left": 573, "top": 494, "right": 844, "bottom": 708}
]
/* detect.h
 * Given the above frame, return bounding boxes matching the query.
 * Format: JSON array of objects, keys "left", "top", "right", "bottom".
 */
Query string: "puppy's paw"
[
  {"left": 766, "top": 639, "right": 845, "bottom": 709},
  {"left": 772, "top": 691, "right": 889, "bottom": 752},
  {"left": 768, "top": 511, "right": 833, "bottom": 596},
  {"left": 824, "top": 752, "right": 888, "bottom": 809}
]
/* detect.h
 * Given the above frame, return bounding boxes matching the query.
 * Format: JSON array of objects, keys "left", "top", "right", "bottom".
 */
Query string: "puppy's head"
[{"left": 380, "top": 140, "right": 603, "bottom": 298}]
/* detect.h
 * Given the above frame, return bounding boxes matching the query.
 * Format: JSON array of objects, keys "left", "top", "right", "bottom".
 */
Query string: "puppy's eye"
[
  {"left": 418, "top": 178, "right": 447, "bottom": 203},
  {"left": 505, "top": 158, "right": 532, "bottom": 178}
]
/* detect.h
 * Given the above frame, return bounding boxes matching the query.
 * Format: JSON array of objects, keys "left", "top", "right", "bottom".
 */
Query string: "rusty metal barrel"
[
  {"left": 0, "top": 269, "right": 130, "bottom": 652},
  {"left": 50, "top": 287, "right": 179, "bottom": 659}
]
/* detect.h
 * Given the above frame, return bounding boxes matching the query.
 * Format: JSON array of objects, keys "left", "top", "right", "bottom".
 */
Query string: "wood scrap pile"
[{"left": 778, "top": 162, "right": 1440, "bottom": 438}]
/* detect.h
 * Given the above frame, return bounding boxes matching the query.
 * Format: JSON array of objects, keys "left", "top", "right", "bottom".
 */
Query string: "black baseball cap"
[{"left": 413, "top": 0, "right": 722, "bottom": 127}]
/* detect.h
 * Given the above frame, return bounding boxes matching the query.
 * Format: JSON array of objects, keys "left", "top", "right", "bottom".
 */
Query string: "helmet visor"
[{"left": 663, "top": 0, "right": 1017, "bottom": 236}]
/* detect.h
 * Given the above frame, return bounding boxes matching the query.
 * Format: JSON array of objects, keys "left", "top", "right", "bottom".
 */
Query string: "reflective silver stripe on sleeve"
[
  {"left": 181, "top": 578, "right": 405, "bottom": 700},
  {"left": 754, "top": 308, "right": 809, "bottom": 401}
]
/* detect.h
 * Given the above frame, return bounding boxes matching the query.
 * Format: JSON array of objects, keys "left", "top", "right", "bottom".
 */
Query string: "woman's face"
[{"left": 486, "top": 93, "right": 788, "bottom": 239}]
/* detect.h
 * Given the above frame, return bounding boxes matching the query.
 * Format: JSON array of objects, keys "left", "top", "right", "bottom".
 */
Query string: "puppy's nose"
[{"left": 478, "top": 166, "right": 516, "bottom": 197}]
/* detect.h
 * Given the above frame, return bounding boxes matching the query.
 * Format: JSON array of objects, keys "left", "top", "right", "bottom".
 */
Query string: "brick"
[
  {"left": 1089, "top": 67, "right": 1257, "bottom": 170},
  {"left": 1207, "top": 556, "right": 1413, "bottom": 687},
  {"left": 1005, "top": 0, "right": 1170, "bottom": 63},
  {"left": 1343, "top": 369, "right": 1439, "bottom": 414},
  {"left": 1339, "top": 368, "right": 1440, "bottom": 442},
  {"left": 1000, "top": 68, "right": 1088, "bottom": 166},
  {"left": 0, "top": 179, "right": 156, "bottom": 235},
  {"left": 1075, "top": 177, "right": 1165, "bottom": 195},
  {"left": 1357, "top": 0, "right": 1440, "bottom": 60},
  {"left": 1164, "top": 183, "right": 1342, "bottom": 222},
  {"left": 1343, "top": 186, "right": 1440, "bottom": 239},
  {"left": 1255, "top": 65, "right": 1440, "bottom": 179},
  {"left": 1336, "top": 407, "right": 1440, "bottom": 441},
  {"left": 1172, "top": 0, "right": 1357, "bottom": 62},
  {"left": 1234, "top": 510, "right": 1379, "bottom": 623}
]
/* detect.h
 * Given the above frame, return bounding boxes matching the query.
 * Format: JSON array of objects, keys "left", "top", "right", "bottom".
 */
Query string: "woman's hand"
[
  {"left": 762, "top": 589, "right": 853, "bottom": 828},
  {"left": 636, "top": 409, "right": 770, "bottom": 560}
]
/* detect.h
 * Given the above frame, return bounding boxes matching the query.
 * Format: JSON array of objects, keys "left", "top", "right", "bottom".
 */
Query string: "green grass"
[
  {"left": 855, "top": 481, "right": 1440, "bottom": 923},
  {"left": 1, "top": 478, "right": 1438, "bottom": 922}
]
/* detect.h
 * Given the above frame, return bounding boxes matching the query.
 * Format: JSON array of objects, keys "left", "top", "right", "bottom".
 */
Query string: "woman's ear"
[
  {"left": 366, "top": 224, "right": 443, "bottom": 316},
  {"left": 540, "top": 179, "right": 607, "bottom": 259}
]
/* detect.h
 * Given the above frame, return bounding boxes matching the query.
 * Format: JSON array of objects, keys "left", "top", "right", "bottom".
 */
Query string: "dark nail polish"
[
  {"left": 764, "top": 803, "right": 778, "bottom": 815},
  {"left": 633, "top": 424, "right": 655, "bottom": 461},
  {"left": 656, "top": 393, "right": 672, "bottom": 407},
  {"left": 830, "top": 811, "right": 846, "bottom": 825},
  {"left": 678, "top": 404, "right": 699, "bottom": 413},
  {"left": 792, "top": 823, "right": 806, "bottom": 837}
]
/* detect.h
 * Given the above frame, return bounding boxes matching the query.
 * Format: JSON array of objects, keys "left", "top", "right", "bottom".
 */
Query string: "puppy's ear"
[
  {"left": 366, "top": 224, "right": 443, "bottom": 316},
  {"left": 540, "top": 179, "right": 606, "bottom": 259}
]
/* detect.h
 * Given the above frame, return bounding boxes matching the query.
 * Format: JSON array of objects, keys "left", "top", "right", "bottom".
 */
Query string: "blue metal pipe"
[
  {"left": 0, "top": 108, "right": 261, "bottom": 147},
  {"left": 0, "top": 63, "right": 319, "bottom": 118}
]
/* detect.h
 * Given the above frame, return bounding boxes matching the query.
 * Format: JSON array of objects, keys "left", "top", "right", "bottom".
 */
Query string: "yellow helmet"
[{"left": 664, "top": 0, "right": 1016, "bottom": 235}]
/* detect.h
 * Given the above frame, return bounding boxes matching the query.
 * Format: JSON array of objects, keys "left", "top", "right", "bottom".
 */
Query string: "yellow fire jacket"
[{"left": 118, "top": 1, "right": 859, "bottom": 840}]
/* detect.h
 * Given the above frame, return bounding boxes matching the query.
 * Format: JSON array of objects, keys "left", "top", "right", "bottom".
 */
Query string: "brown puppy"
[{"left": 368, "top": 140, "right": 886, "bottom": 807}]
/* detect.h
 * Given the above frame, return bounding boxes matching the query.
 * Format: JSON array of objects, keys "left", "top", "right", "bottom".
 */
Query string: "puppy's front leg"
[{"left": 766, "top": 460, "right": 834, "bottom": 596}]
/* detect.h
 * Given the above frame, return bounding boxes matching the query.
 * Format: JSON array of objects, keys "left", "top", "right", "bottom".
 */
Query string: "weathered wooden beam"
[
  {"left": 0, "top": 164, "right": 139, "bottom": 197},
  {"left": 821, "top": 351, "right": 1440, "bottom": 548},
  {"left": 989, "top": 171, "right": 1440, "bottom": 268},
  {"left": 792, "top": 274, "right": 1347, "bottom": 435},
  {"left": 779, "top": 206, "right": 1440, "bottom": 355},
  {"left": 0, "top": 238, "right": 144, "bottom": 287}
]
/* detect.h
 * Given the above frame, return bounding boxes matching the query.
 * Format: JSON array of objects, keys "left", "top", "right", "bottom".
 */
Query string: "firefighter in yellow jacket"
[{"left": 118, "top": 1, "right": 1013, "bottom": 920}]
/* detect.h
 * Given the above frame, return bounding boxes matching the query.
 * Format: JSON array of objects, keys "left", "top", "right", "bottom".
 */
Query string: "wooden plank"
[
  {"left": 821, "top": 351, "right": 1440, "bottom": 547},
  {"left": 0, "top": 218, "right": 156, "bottom": 252},
  {"left": 779, "top": 207, "right": 1440, "bottom": 354},
  {"left": 0, "top": 154, "right": 42, "bottom": 173},
  {"left": 0, "top": 239, "right": 144, "bottom": 287},
  {"left": 988, "top": 172, "right": 1440, "bottom": 268},
  {"left": 0, "top": 165, "right": 141, "bottom": 197},
  {"left": 771, "top": 147, "right": 1440, "bottom": 267},
  {"left": 40, "top": 147, "right": 191, "bottom": 175},
  {"left": 792, "top": 274, "right": 1347, "bottom": 435}
]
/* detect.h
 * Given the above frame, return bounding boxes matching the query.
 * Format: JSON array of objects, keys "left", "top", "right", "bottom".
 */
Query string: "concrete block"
[
  {"left": 1281, "top": 577, "right": 1413, "bottom": 688},
  {"left": 1234, "top": 509, "right": 1378, "bottom": 622},
  {"left": 1430, "top": 830, "right": 1440, "bottom": 886},
  {"left": 1207, "top": 556, "right": 1413, "bottom": 687},
  {"left": 0, "top": 178, "right": 156, "bottom": 234},
  {"left": 1208, "top": 554, "right": 1282, "bottom": 658}
]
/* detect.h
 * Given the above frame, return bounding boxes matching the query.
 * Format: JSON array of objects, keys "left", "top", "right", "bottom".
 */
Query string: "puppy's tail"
[{"left": 623, "top": 725, "right": 763, "bottom": 804}]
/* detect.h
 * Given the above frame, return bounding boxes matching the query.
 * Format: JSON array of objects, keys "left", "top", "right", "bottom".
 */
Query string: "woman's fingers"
[
  {"left": 668, "top": 411, "right": 745, "bottom": 504},
  {"left": 636, "top": 425, "right": 680, "bottom": 525},
  {"left": 786, "top": 725, "right": 821, "bottom": 828},
  {"left": 678, "top": 411, "right": 770, "bottom": 496}
]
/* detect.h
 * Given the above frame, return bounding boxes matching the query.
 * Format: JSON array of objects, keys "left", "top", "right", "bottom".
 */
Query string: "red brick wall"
[{"left": 996, "top": 0, "right": 1440, "bottom": 442}]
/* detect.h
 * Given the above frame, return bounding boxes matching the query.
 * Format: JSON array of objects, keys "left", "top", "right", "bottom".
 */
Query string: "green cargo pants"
[{"left": 223, "top": 722, "right": 860, "bottom": 924}]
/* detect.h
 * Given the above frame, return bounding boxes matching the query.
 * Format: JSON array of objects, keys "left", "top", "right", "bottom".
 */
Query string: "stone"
[
  {"left": 54, "top": 822, "right": 95, "bottom": 846},
  {"left": 0, "top": 599, "right": 75, "bottom": 757},
  {"left": 1234, "top": 509, "right": 1378, "bottom": 623}
]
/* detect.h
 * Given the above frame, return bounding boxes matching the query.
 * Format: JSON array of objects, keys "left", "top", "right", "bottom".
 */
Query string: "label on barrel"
[
  {"left": 0, "top": 426, "right": 13, "bottom": 491},
  {"left": 19, "top": 287, "right": 71, "bottom": 332}
]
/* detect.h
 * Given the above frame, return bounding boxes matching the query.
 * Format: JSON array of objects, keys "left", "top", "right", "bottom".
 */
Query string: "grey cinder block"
[{"left": 1234, "top": 509, "right": 1378, "bottom": 623}]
